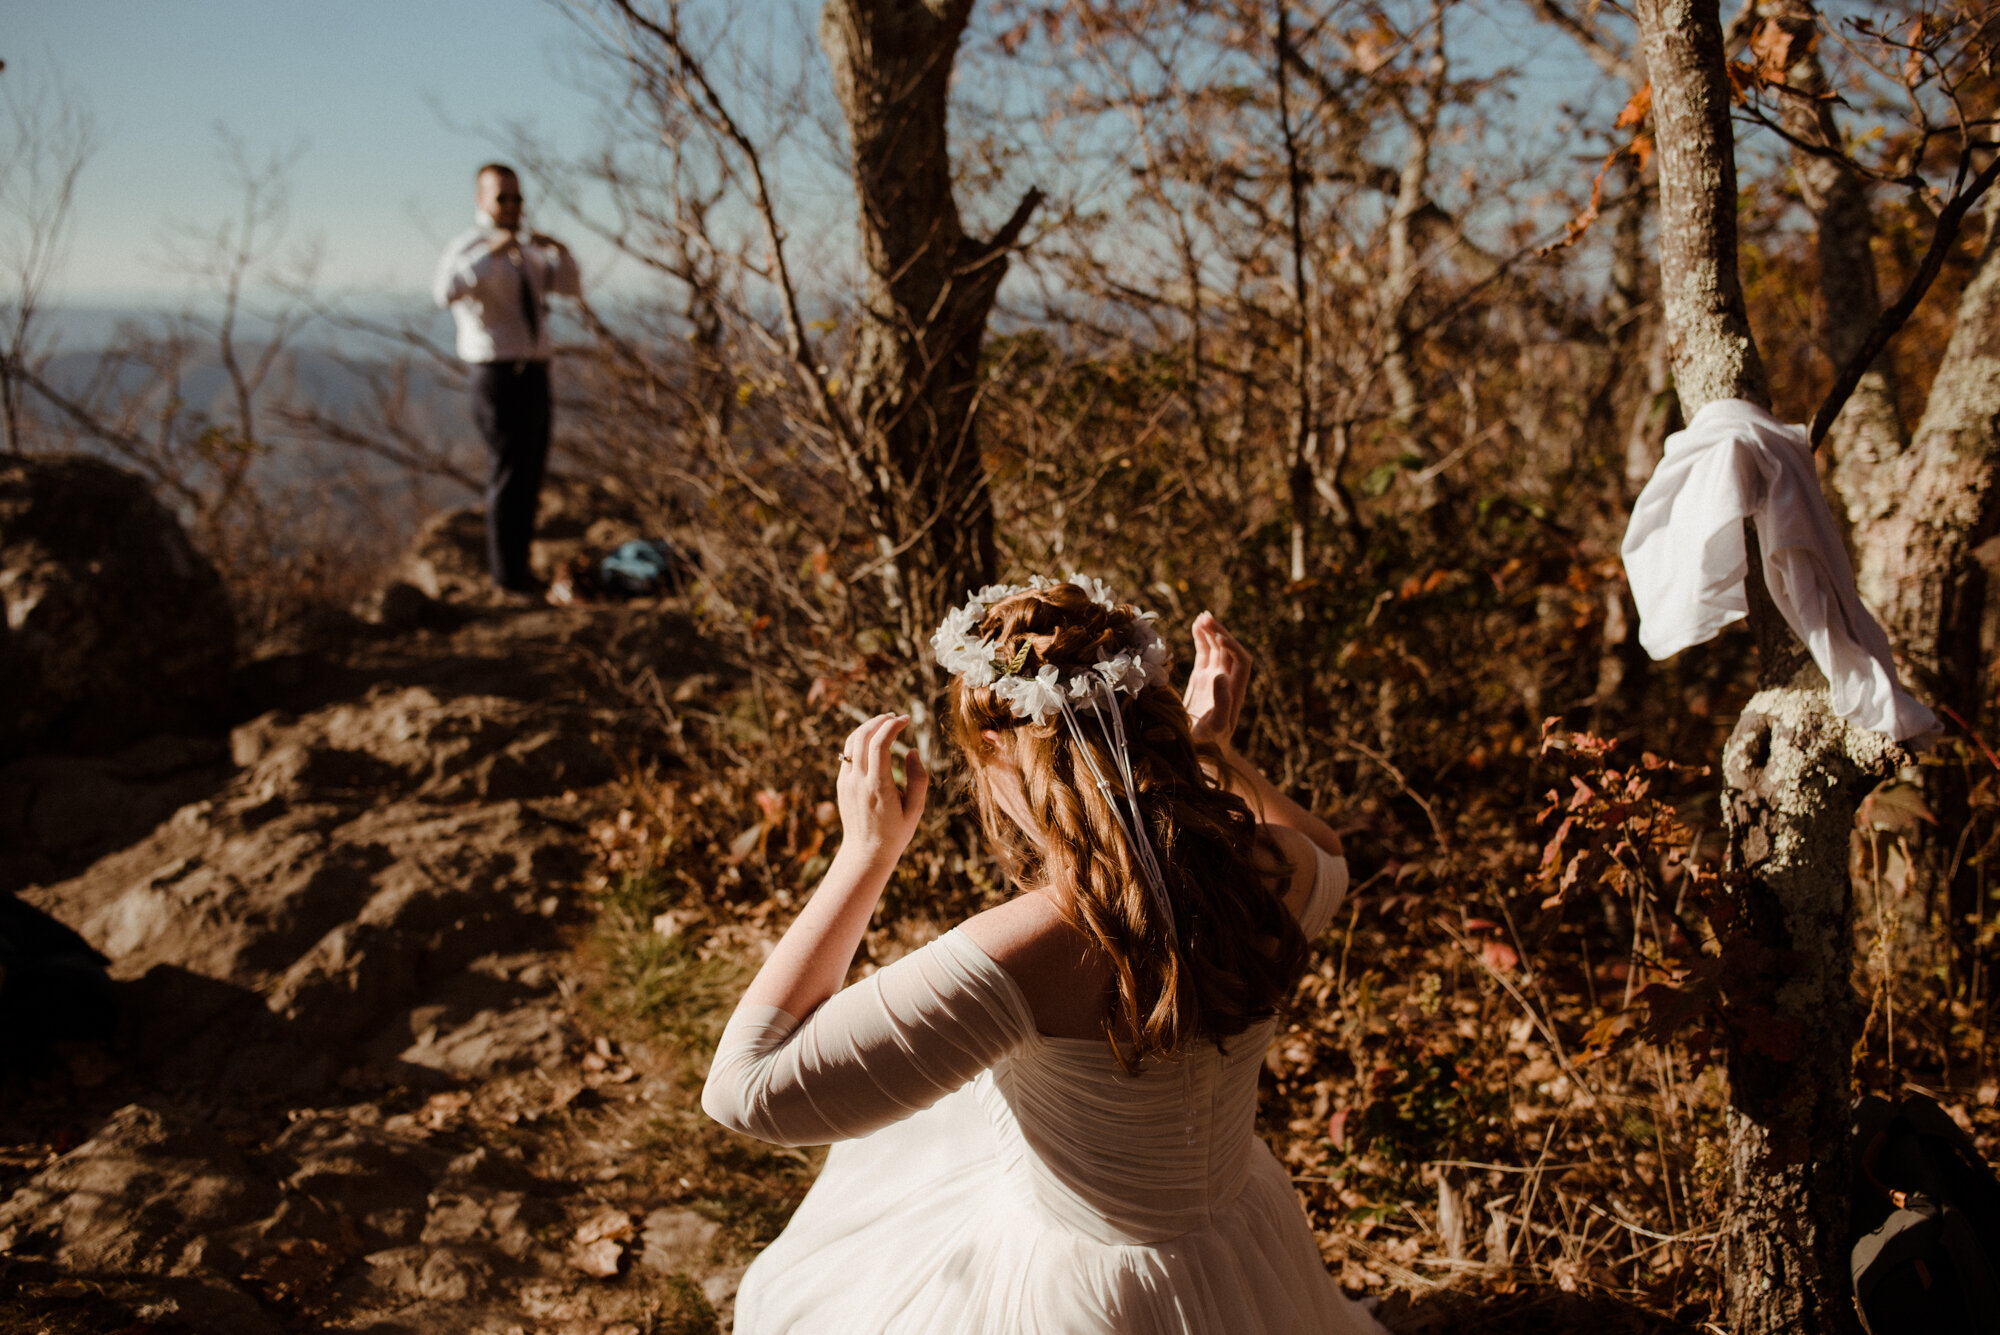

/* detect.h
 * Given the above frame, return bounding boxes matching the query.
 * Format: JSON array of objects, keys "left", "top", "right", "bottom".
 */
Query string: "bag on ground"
[{"left": 1849, "top": 1093, "right": 2000, "bottom": 1333}]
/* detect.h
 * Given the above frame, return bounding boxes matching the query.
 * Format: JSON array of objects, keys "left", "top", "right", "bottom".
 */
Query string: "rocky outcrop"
[
  {"left": 391, "top": 476, "right": 654, "bottom": 607},
  {"left": 19, "top": 679, "right": 615, "bottom": 1093},
  {"left": 1, "top": 525, "right": 745, "bottom": 1333},
  {"left": 0, "top": 893, "right": 116, "bottom": 1066},
  {"left": 0, "top": 455, "right": 235, "bottom": 758},
  {"left": 0, "top": 1100, "right": 652, "bottom": 1335}
]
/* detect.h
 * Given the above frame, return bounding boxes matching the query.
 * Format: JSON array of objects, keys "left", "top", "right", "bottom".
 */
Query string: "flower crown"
[
  {"left": 930, "top": 574, "right": 1170, "bottom": 724},
  {"left": 932, "top": 573, "right": 1177, "bottom": 936}
]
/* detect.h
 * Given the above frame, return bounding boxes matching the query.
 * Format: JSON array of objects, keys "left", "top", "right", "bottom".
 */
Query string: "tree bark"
[
  {"left": 1849, "top": 202, "right": 2000, "bottom": 721},
  {"left": 1762, "top": 0, "right": 1940, "bottom": 1003},
  {"left": 1847, "top": 204, "right": 2000, "bottom": 977},
  {"left": 1761, "top": 0, "right": 1908, "bottom": 523},
  {"left": 820, "top": 0, "right": 1039, "bottom": 644},
  {"left": 1634, "top": 0, "right": 1891, "bottom": 1329},
  {"left": 1637, "top": 0, "right": 1768, "bottom": 407}
]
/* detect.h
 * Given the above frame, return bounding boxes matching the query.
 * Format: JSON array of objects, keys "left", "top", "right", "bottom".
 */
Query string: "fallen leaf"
[{"left": 725, "top": 824, "right": 765, "bottom": 865}]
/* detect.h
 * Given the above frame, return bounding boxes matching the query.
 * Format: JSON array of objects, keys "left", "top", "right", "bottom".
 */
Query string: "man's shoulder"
[{"left": 440, "top": 226, "right": 495, "bottom": 260}]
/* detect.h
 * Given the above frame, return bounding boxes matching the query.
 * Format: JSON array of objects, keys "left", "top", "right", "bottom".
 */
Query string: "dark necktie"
[{"left": 516, "top": 251, "right": 540, "bottom": 346}]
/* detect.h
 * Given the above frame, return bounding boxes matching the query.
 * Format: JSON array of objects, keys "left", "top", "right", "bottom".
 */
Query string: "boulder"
[
  {"left": 0, "top": 454, "right": 235, "bottom": 758},
  {"left": 18, "top": 677, "right": 597, "bottom": 1079},
  {"left": 0, "top": 1103, "right": 276, "bottom": 1276},
  {"left": 0, "top": 891, "right": 116, "bottom": 1066},
  {"left": 390, "top": 474, "right": 657, "bottom": 605}
]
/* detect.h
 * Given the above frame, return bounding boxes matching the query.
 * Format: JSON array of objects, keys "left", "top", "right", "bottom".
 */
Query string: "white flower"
[
  {"left": 931, "top": 574, "right": 1169, "bottom": 723},
  {"left": 992, "top": 663, "right": 1066, "bottom": 724},
  {"left": 1131, "top": 619, "right": 1169, "bottom": 683},
  {"left": 1093, "top": 650, "right": 1146, "bottom": 694},
  {"left": 1066, "top": 572, "right": 1119, "bottom": 611},
  {"left": 930, "top": 603, "right": 997, "bottom": 686}
]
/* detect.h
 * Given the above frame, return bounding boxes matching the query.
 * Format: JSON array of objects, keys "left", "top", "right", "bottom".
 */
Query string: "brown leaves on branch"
[
  {"left": 1533, "top": 716, "right": 1703, "bottom": 914},
  {"left": 1532, "top": 721, "right": 1829, "bottom": 1069},
  {"left": 1746, "top": 17, "right": 1812, "bottom": 84},
  {"left": 1540, "top": 85, "right": 1652, "bottom": 255}
]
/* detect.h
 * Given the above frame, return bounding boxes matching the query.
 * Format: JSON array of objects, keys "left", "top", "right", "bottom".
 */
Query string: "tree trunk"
[
  {"left": 1848, "top": 203, "right": 2000, "bottom": 986},
  {"left": 1762, "top": 0, "right": 1939, "bottom": 1007},
  {"left": 1719, "top": 674, "right": 1894, "bottom": 1335},
  {"left": 1634, "top": 0, "right": 1891, "bottom": 1328},
  {"left": 820, "top": 0, "right": 1039, "bottom": 645},
  {"left": 1848, "top": 202, "right": 2000, "bottom": 722},
  {"left": 1761, "top": 0, "right": 1907, "bottom": 503},
  {"left": 1635, "top": 0, "right": 1767, "bottom": 406}
]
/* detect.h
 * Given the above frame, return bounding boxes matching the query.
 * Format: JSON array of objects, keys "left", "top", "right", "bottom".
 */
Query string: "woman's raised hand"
[
  {"left": 1185, "top": 611, "right": 1253, "bottom": 752},
  {"left": 835, "top": 714, "right": 929, "bottom": 868}
]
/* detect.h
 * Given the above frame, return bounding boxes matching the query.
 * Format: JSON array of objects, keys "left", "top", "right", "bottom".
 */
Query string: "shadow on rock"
[
  {"left": 0, "top": 1099, "right": 574, "bottom": 1335},
  {"left": 0, "top": 894, "right": 117, "bottom": 1072},
  {"left": 0, "top": 734, "right": 235, "bottom": 897}
]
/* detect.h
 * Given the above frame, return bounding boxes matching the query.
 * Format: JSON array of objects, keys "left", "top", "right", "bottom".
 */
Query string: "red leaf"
[
  {"left": 1637, "top": 979, "right": 1716, "bottom": 1042},
  {"left": 1615, "top": 83, "right": 1652, "bottom": 129}
]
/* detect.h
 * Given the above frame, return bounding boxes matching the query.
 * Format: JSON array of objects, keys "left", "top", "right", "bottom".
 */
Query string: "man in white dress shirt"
[{"left": 432, "top": 163, "right": 581, "bottom": 595}]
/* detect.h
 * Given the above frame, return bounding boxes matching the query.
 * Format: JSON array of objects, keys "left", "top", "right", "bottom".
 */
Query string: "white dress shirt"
[
  {"left": 1621, "top": 397, "right": 1936, "bottom": 741},
  {"left": 432, "top": 211, "right": 581, "bottom": 363}
]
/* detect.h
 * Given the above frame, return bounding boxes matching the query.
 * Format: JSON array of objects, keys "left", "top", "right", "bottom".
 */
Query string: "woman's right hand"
[
  {"left": 1185, "top": 611, "right": 1253, "bottom": 752},
  {"left": 834, "top": 713, "right": 929, "bottom": 869}
]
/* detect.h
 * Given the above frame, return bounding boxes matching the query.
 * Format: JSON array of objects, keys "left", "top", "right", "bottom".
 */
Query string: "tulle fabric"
[{"left": 718, "top": 849, "right": 1386, "bottom": 1335}]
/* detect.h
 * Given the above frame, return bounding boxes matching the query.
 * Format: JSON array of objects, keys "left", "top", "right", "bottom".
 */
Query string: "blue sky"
[
  {"left": 12, "top": 0, "right": 627, "bottom": 303},
  {"left": 14, "top": 0, "right": 1617, "bottom": 325}
]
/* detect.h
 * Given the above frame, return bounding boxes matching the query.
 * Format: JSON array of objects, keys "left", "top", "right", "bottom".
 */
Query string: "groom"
[{"left": 432, "top": 164, "right": 582, "bottom": 595}]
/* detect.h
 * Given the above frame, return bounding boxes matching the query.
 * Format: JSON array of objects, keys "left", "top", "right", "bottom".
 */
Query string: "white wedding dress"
[{"left": 703, "top": 846, "right": 1389, "bottom": 1335}]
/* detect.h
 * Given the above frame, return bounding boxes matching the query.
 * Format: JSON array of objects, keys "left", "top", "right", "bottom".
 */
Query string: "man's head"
[{"left": 477, "top": 164, "right": 522, "bottom": 231}]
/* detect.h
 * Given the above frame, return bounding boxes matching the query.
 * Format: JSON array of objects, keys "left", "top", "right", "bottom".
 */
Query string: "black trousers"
[{"left": 468, "top": 360, "right": 552, "bottom": 589}]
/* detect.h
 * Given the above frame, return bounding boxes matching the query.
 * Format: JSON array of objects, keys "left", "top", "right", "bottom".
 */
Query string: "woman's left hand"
[
  {"left": 835, "top": 714, "right": 929, "bottom": 868},
  {"left": 1185, "top": 611, "right": 1253, "bottom": 752}
]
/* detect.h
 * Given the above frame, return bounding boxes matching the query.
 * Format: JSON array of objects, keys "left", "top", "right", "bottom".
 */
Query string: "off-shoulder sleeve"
[
  {"left": 701, "top": 930, "right": 1036, "bottom": 1148},
  {"left": 1294, "top": 846, "right": 1350, "bottom": 940}
]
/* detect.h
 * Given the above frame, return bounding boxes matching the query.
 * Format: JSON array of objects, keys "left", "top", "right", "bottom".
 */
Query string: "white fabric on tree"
[
  {"left": 704, "top": 846, "right": 1384, "bottom": 1335},
  {"left": 1621, "top": 398, "right": 1937, "bottom": 742}
]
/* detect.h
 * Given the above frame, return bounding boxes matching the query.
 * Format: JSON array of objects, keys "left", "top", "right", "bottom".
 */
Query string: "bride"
[{"left": 702, "top": 577, "right": 1389, "bottom": 1334}]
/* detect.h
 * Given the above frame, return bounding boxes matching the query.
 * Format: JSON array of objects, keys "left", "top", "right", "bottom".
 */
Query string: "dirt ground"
[
  {"left": 0, "top": 503, "right": 1701, "bottom": 1335},
  {"left": 0, "top": 504, "right": 809, "bottom": 1334}
]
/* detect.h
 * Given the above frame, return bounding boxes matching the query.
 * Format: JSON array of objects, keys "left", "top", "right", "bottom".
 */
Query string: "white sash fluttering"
[{"left": 1620, "top": 398, "right": 1937, "bottom": 742}]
